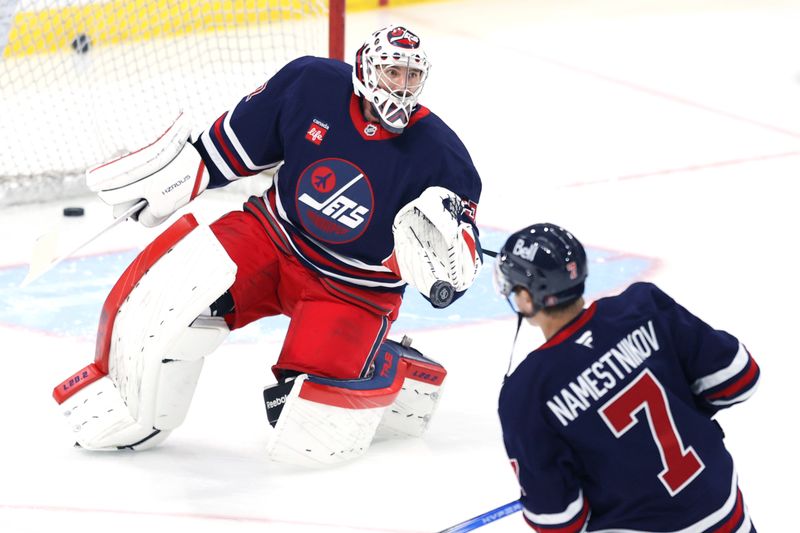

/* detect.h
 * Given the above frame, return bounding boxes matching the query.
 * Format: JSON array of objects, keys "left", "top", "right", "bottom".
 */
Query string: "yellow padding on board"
[
  {"left": 4, "top": 0, "right": 319, "bottom": 57},
  {"left": 3, "top": 0, "right": 447, "bottom": 58}
]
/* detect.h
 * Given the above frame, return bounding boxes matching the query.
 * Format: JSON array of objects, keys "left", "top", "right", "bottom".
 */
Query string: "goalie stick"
[
  {"left": 20, "top": 200, "right": 147, "bottom": 288},
  {"left": 438, "top": 500, "right": 522, "bottom": 533}
]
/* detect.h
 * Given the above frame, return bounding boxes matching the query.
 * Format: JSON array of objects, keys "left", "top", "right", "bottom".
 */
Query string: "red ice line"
[{"left": 0, "top": 503, "right": 426, "bottom": 533}]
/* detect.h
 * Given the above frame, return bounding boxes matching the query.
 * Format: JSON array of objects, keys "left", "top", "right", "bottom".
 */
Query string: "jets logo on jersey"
[
  {"left": 296, "top": 158, "right": 374, "bottom": 244},
  {"left": 305, "top": 118, "right": 329, "bottom": 145},
  {"left": 388, "top": 27, "right": 420, "bottom": 49}
]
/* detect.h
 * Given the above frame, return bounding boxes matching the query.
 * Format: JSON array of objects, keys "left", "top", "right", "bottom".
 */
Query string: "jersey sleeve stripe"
[
  {"left": 691, "top": 343, "right": 750, "bottom": 394},
  {"left": 714, "top": 489, "right": 745, "bottom": 533},
  {"left": 708, "top": 381, "right": 759, "bottom": 407},
  {"left": 705, "top": 358, "right": 761, "bottom": 401},
  {"left": 199, "top": 128, "right": 237, "bottom": 181},
  {"left": 522, "top": 490, "right": 585, "bottom": 526},
  {"left": 706, "top": 358, "right": 760, "bottom": 405},
  {"left": 522, "top": 497, "right": 589, "bottom": 533},
  {"left": 211, "top": 112, "right": 258, "bottom": 177},
  {"left": 222, "top": 109, "right": 279, "bottom": 172}
]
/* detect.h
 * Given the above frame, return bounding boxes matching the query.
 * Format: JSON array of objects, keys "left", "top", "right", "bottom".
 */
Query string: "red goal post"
[{"left": 0, "top": 0, "right": 346, "bottom": 205}]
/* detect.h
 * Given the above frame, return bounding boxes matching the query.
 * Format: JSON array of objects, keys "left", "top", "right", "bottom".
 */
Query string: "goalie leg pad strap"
[
  {"left": 264, "top": 347, "right": 406, "bottom": 466},
  {"left": 376, "top": 338, "right": 448, "bottom": 438},
  {"left": 55, "top": 222, "right": 236, "bottom": 450}
]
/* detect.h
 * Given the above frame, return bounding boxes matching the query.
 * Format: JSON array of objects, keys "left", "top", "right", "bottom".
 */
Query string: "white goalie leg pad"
[
  {"left": 264, "top": 349, "right": 407, "bottom": 467},
  {"left": 59, "top": 224, "right": 236, "bottom": 450},
  {"left": 376, "top": 338, "right": 448, "bottom": 438}
]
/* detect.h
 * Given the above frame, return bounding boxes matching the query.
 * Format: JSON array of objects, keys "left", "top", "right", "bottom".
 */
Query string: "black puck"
[
  {"left": 71, "top": 33, "right": 91, "bottom": 54},
  {"left": 63, "top": 207, "right": 85, "bottom": 217}
]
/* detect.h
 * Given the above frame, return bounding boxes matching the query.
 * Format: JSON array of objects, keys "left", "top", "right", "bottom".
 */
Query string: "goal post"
[{"left": 0, "top": 0, "right": 345, "bottom": 205}]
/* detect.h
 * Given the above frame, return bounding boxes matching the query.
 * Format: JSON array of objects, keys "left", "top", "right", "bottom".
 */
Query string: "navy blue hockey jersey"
[
  {"left": 192, "top": 56, "right": 482, "bottom": 291},
  {"left": 499, "top": 282, "right": 759, "bottom": 532}
]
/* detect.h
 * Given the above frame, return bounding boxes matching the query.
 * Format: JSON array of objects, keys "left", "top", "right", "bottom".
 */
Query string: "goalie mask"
[
  {"left": 493, "top": 223, "right": 588, "bottom": 309},
  {"left": 353, "top": 25, "right": 431, "bottom": 134}
]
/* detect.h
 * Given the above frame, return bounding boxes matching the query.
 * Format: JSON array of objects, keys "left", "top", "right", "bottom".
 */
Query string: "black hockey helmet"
[{"left": 493, "top": 223, "right": 587, "bottom": 309}]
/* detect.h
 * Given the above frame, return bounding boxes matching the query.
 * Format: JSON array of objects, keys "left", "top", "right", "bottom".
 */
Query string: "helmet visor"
[{"left": 492, "top": 256, "right": 514, "bottom": 298}]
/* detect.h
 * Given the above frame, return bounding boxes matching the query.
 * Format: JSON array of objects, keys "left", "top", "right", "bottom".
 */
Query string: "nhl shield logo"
[{"left": 363, "top": 123, "right": 378, "bottom": 137}]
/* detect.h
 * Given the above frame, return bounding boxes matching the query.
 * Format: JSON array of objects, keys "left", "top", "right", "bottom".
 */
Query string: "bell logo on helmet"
[
  {"left": 388, "top": 27, "right": 420, "bottom": 49},
  {"left": 512, "top": 239, "right": 539, "bottom": 262}
]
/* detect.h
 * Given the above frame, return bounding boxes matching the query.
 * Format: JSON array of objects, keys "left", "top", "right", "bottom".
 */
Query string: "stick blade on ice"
[{"left": 20, "top": 230, "right": 60, "bottom": 288}]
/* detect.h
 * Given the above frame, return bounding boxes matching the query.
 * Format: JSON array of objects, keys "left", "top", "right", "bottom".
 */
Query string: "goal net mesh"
[{"left": 0, "top": 0, "right": 332, "bottom": 205}]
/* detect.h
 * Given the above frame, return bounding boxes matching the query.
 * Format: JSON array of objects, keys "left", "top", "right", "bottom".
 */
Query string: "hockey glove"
[{"left": 389, "top": 186, "right": 482, "bottom": 299}]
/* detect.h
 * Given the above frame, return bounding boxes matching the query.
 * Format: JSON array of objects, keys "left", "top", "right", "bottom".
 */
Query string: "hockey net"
[{"left": 0, "top": 0, "right": 344, "bottom": 205}]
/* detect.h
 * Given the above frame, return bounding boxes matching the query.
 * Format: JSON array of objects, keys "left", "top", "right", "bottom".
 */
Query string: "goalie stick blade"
[
  {"left": 19, "top": 200, "right": 147, "bottom": 288},
  {"left": 20, "top": 229, "right": 60, "bottom": 288}
]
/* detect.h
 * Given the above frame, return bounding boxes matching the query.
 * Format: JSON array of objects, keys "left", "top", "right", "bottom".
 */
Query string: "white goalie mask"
[{"left": 352, "top": 25, "right": 431, "bottom": 134}]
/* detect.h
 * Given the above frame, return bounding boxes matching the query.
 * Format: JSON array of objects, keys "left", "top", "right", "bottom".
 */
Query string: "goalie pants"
[{"left": 209, "top": 205, "right": 403, "bottom": 381}]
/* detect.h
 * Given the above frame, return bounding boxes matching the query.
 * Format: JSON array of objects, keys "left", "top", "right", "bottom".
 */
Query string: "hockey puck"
[
  {"left": 71, "top": 33, "right": 91, "bottom": 54},
  {"left": 430, "top": 280, "right": 454, "bottom": 309},
  {"left": 63, "top": 207, "right": 85, "bottom": 217}
]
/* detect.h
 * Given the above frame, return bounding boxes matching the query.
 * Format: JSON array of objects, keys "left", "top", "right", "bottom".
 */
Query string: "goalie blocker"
[{"left": 263, "top": 337, "right": 447, "bottom": 466}]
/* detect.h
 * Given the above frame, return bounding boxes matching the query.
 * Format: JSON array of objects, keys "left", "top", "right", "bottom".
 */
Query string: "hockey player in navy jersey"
[
  {"left": 52, "top": 25, "right": 482, "bottom": 466},
  {"left": 493, "top": 223, "right": 758, "bottom": 532}
]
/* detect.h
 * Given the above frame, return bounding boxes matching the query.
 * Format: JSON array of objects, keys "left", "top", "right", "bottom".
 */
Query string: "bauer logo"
[
  {"left": 305, "top": 118, "right": 329, "bottom": 145},
  {"left": 296, "top": 158, "right": 374, "bottom": 244}
]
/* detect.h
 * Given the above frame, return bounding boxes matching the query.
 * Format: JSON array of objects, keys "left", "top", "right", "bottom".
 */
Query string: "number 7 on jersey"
[{"left": 599, "top": 369, "right": 705, "bottom": 496}]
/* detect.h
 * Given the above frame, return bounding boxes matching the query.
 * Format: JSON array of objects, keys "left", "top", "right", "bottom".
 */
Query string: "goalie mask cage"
[{"left": 0, "top": 0, "right": 345, "bottom": 205}]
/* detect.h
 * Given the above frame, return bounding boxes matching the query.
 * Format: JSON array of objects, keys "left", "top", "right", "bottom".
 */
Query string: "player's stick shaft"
[
  {"left": 20, "top": 200, "right": 146, "bottom": 288},
  {"left": 438, "top": 500, "right": 522, "bottom": 533}
]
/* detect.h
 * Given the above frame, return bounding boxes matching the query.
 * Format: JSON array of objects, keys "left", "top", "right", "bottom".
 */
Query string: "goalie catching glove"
[
  {"left": 86, "top": 112, "right": 209, "bottom": 227},
  {"left": 388, "top": 186, "right": 482, "bottom": 302}
]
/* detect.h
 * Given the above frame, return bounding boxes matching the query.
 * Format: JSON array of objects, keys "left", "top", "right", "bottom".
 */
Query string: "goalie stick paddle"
[
  {"left": 438, "top": 500, "right": 522, "bottom": 533},
  {"left": 20, "top": 200, "right": 147, "bottom": 288}
]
